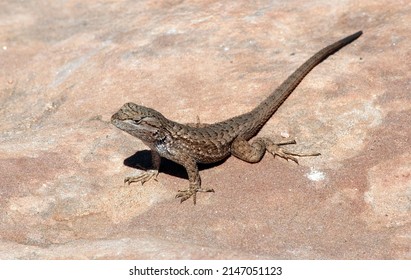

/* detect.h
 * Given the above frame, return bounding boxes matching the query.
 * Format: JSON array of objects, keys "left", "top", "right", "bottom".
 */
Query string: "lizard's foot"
[
  {"left": 266, "top": 139, "right": 320, "bottom": 164},
  {"left": 175, "top": 186, "right": 215, "bottom": 204},
  {"left": 124, "top": 169, "right": 159, "bottom": 185}
]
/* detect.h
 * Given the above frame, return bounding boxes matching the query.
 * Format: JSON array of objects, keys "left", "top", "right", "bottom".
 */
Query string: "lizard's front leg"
[
  {"left": 231, "top": 137, "right": 319, "bottom": 164},
  {"left": 175, "top": 158, "right": 214, "bottom": 204},
  {"left": 124, "top": 150, "right": 161, "bottom": 185}
]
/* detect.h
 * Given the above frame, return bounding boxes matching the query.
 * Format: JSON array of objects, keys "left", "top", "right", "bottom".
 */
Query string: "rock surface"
[{"left": 0, "top": 0, "right": 410, "bottom": 259}]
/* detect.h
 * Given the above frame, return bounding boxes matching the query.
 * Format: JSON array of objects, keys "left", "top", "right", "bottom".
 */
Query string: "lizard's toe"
[
  {"left": 266, "top": 140, "right": 320, "bottom": 164},
  {"left": 176, "top": 187, "right": 215, "bottom": 204},
  {"left": 176, "top": 189, "right": 196, "bottom": 204},
  {"left": 124, "top": 170, "right": 159, "bottom": 185}
]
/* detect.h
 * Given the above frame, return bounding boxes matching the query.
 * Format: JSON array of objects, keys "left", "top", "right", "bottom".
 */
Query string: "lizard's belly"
[
  {"left": 154, "top": 138, "right": 231, "bottom": 164},
  {"left": 184, "top": 138, "right": 231, "bottom": 163},
  {"left": 192, "top": 145, "right": 231, "bottom": 163}
]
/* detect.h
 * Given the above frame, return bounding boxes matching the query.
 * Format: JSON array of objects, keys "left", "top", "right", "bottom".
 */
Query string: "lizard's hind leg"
[{"left": 231, "top": 137, "right": 320, "bottom": 164}]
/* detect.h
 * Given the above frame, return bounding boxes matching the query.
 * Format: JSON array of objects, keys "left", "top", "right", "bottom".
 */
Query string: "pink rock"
[{"left": 0, "top": 0, "right": 409, "bottom": 259}]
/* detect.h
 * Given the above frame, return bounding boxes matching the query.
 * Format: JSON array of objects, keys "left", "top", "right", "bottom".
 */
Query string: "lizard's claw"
[
  {"left": 273, "top": 148, "right": 321, "bottom": 164},
  {"left": 175, "top": 186, "right": 215, "bottom": 205},
  {"left": 266, "top": 139, "right": 320, "bottom": 164},
  {"left": 124, "top": 170, "right": 159, "bottom": 185}
]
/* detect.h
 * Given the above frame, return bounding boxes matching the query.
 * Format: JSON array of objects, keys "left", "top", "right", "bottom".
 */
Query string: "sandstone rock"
[{"left": 0, "top": 0, "right": 409, "bottom": 259}]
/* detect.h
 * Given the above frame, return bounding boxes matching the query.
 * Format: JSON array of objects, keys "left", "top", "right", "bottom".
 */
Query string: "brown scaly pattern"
[{"left": 111, "top": 31, "right": 362, "bottom": 204}]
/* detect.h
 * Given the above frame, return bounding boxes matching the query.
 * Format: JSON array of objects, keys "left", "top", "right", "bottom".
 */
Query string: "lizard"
[{"left": 111, "top": 30, "right": 363, "bottom": 204}]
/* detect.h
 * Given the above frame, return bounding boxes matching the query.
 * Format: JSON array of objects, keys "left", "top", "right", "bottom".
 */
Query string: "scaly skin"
[{"left": 111, "top": 31, "right": 363, "bottom": 204}]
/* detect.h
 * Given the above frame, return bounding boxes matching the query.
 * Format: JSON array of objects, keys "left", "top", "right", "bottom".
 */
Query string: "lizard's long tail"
[{"left": 246, "top": 31, "right": 362, "bottom": 138}]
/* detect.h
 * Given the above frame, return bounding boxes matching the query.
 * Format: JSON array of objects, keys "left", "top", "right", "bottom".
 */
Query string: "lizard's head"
[{"left": 111, "top": 102, "right": 167, "bottom": 142}]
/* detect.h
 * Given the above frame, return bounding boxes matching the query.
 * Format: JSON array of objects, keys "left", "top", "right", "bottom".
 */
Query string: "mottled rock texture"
[{"left": 0, "top": 0, "right": 410, "bottom": 259}]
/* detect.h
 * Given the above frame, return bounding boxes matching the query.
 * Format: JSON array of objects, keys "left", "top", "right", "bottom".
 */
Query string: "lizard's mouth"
[
  {"left": 111, "top": 112, "right": 123, "bottom": 123},
  {"left": 110, "top": 115, "right": 124, "bottom": 128},
  {"left": 111, "top": 118, "right": 159, "bottom": 142},
  {"left": 111, "top": 118, "right": 137, "bottom": 131}
]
